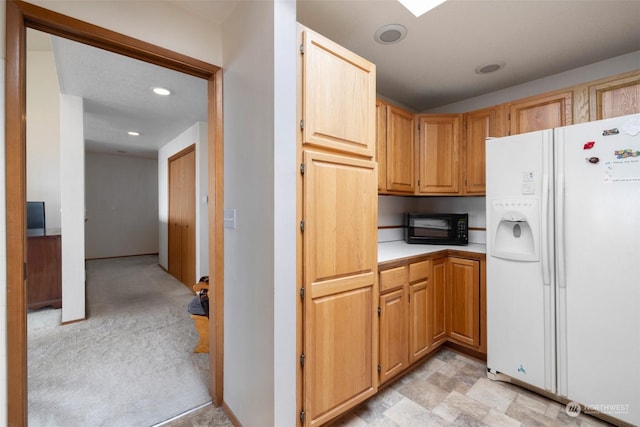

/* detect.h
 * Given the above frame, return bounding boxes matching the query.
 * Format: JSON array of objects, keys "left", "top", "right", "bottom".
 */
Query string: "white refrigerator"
[{"left": 486, "top": 114, "right": 640, "bottom": 425}]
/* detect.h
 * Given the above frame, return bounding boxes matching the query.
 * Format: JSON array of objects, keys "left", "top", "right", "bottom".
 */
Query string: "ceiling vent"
[
  {"left": 475, "top": 61, "right": 506, "bottom": 75},
  {"left": 374, "top": 24, "right": 408, "bottom": 45}
]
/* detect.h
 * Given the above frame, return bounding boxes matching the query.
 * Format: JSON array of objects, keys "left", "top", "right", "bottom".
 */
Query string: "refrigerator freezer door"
[
  {"left": 555, "top": 114, "right": 640, "bottom": 425},
  {"left": 486, "top": 130, "right": 556, "bottom": 393}
]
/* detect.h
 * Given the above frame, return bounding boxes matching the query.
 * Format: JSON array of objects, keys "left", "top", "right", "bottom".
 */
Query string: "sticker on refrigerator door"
[
  {"left": 583, "top": 141, "right": 595, "bottom": 150},
  {"left": 522, "top": 171, "right": 535, "bottom": 195},
  {"left": 586, "top": 156, "right": 600, "bottom": 164},
  {"left": 614, "top": 149, "right": 640, "bottom": 159},
  {"left": 603, "top": 150, "right": 640, "bottom": 183}
]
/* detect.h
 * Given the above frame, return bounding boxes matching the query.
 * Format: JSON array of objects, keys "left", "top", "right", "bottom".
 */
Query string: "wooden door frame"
[{"left": 5, "top": 1, "right": 224, "bottom": 425}]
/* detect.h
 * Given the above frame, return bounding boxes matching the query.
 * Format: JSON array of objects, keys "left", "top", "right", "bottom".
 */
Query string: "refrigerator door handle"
[
  {"left": 541, "top": 134, "right": 552, "bottom": 287},
  {"left": 556, "top": 133, "right": 566, "bottom": 289},
  {"left": 541, "top": 173, "right": 551, "bottom": 286}
]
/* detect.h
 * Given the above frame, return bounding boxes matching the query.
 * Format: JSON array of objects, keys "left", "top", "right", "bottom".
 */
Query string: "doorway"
[{"left": 5, "top": 2, "right": 224, "bottom": 425}]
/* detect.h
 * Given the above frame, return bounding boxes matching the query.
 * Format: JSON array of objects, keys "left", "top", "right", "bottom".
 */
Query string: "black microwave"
[{"left": 405, "top": 213, "right": 469, "bottom": 245}]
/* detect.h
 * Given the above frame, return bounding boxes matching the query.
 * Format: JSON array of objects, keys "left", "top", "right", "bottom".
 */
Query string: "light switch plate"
[{"left": 223, "top": 209, "right": 236, "bottom": 229}]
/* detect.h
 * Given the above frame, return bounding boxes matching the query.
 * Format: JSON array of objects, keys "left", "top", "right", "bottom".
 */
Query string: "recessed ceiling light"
[
  {"left": 398, "top": 0, "right": 447, "bottom": 17},
  {"left": 128, "top": 131, "right": 141, "bottom": 136},
  {"left": 374, "top": 24, "right": 408, "bottom": 45},
  {"left": 475, "top": 61, "right": 506, "bottom": 75},
  {"left": 152, "top": 87, "right": 171, "bottom": 96}
]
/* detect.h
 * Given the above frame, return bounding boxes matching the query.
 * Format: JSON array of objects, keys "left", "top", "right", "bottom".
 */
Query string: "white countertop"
[{"left": 378, "top": 240, "right": 486, "bottom": 263}]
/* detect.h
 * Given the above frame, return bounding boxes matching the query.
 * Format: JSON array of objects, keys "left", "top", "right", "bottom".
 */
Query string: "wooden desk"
[{"left": 27, "top": 230, "right": 62, "bottom": 310}]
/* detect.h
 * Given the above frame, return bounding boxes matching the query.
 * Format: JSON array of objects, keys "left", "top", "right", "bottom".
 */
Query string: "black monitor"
[{"left": 27, "top": 201, "right": 46, "bottom": 230}]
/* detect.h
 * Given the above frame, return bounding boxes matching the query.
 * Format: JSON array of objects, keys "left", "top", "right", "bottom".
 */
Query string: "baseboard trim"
[
  {"left": 223, "top": 400, "right": 243, "bottom": 427},
  {"left": 61, "top": 317, "right": 86, "bottom": 326}
]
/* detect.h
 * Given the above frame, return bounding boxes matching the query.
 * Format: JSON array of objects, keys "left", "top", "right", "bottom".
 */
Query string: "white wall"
[
  {"left": 27, "top": 49, "right": 61, "bottom": 229},
  {"left": 222, "top": 2, "right": 276, "bottom": 425},
  {"left": 222, "top": 1, "right": 297, "bottom": 425},
  {"left": 59, "top": 94, "right": 86, "bottom": 323},
  {"left": 157, "top": 121, "right": 208, "bottom": 280},
  {"left": 24, "top": 0, "right": 222, "bottom": 67},
  {"left": 273, "top": 1, "right": 297, "bottom": 425},
  {"left": 378, "top": 196, "right": 487, "bottom": 244},
  {"left": 85, "top": 152, "right": 159, "bottom": 259}
]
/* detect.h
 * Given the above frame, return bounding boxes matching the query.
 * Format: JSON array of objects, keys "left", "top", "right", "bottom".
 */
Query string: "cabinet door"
[
  {"left": 463, "top": 106, "right": 503, "bottom": 195},
  {"left": 302, "top": 150, "right": 378, "bottom": 426},
  {"left": 408, "top": 261, "right": 431, "bottom": 362},
  {"left": 431, "top": 257, "right": 447, "bottom": 345},
  {"left": 508, "top": 91, "right": 572, "bottom": 135},
  {"left": 589, "top": 73, "right": 640, "bottom": 120},
  {"left": 386, "top": 105, "right": 415, "bottom": 193},
  {"left": 447, "top": 258, "right": 480, "bottom": 348},
  {"left": 416, "top": 114, "right": 461, "bottom": 194},
  {"left": 379, "top": 288, "right": 408, "bottom": 384},
  {"left": 301, "top": 28, "right": 376, "bottom": 158},
  {"left": 376, "top": 100, "right": 388, "bottom": 191}
]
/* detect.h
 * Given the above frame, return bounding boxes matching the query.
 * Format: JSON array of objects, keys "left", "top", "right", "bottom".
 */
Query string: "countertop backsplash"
[{"left": 378, "top": 195, "right": 487, "bottom": 245}]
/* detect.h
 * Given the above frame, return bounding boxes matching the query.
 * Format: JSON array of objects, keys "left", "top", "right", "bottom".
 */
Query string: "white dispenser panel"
[{"left": 490, "top": 199, "right": 540, "bottom": 262}]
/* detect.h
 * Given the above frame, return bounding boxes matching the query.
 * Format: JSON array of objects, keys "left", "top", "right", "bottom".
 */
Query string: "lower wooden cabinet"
[
  {"left": 379, "top": 287, "right": 408, "bottom": 384},
  {"left": 447, "top": 257, "right": 480, "bottom": 348},
  {"left": 378, "top": 253, "right": 485, "bottom": 386},
  {"left": 431, "top": 257, "right": 447, "bottom": 346},
  {"left": 408, "top": 260, "right": 431, "bottom": 362},
  {"left": 378, "top": 259, "right": 433, "bottom": 385}
]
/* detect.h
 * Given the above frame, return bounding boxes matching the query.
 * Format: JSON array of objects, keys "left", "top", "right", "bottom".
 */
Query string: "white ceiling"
[
  {"left": 27, "top": 1, "right": 640, "bottom": 158},
  {"left": 28, "top": 30, "right": 208, "bottom": 159},
  {"left": 296, "top": 0, "right": 640, "bottom": 112}
]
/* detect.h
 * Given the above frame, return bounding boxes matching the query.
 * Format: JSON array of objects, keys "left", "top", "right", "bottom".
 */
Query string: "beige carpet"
[{"left": 28, "top": 255, "right": 211, "bottom": 427}]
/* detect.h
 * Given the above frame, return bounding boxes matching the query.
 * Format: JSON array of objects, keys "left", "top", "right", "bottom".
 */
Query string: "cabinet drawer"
[
  {"left": 409, "top": 260, "right": 430, "bottom": 283},
  {"left": 379, "top": 266, "right": 408, "bottom": 293}
]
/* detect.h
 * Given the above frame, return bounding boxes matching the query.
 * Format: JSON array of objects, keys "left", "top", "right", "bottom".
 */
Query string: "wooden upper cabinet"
[
  {"left": 302, "top": 150, "right": 378, "bottom": 426},
  {"left": 301, "top": 28, "right": 376, "bottom": 158},
  {"left": 507, "top": 90, "right": 572, "bottom": 135},
  {"left": 376, "top": 100, "right": 388, "bottom": 191},
  {"left": 416, "top": 114, "right": 461, "bottom": 194},
  {"left": 589, "top": 72, "right": 640, "bottom": 121},
  {"left": 463, "top": 106, "right": 503, "bottom": 195},
  {"left": 385, "top": 104, "right": 415, "bottom": 193}
]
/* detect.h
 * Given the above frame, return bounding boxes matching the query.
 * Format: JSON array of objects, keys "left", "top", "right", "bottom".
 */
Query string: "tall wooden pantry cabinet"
[{"left": 297, "top": 25, "right": 378, "bottom": 426}]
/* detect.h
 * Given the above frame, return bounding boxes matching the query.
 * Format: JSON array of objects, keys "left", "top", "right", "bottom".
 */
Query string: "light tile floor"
[{"left": 161, "top": 349, "right": 615, "bottom": 427}]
